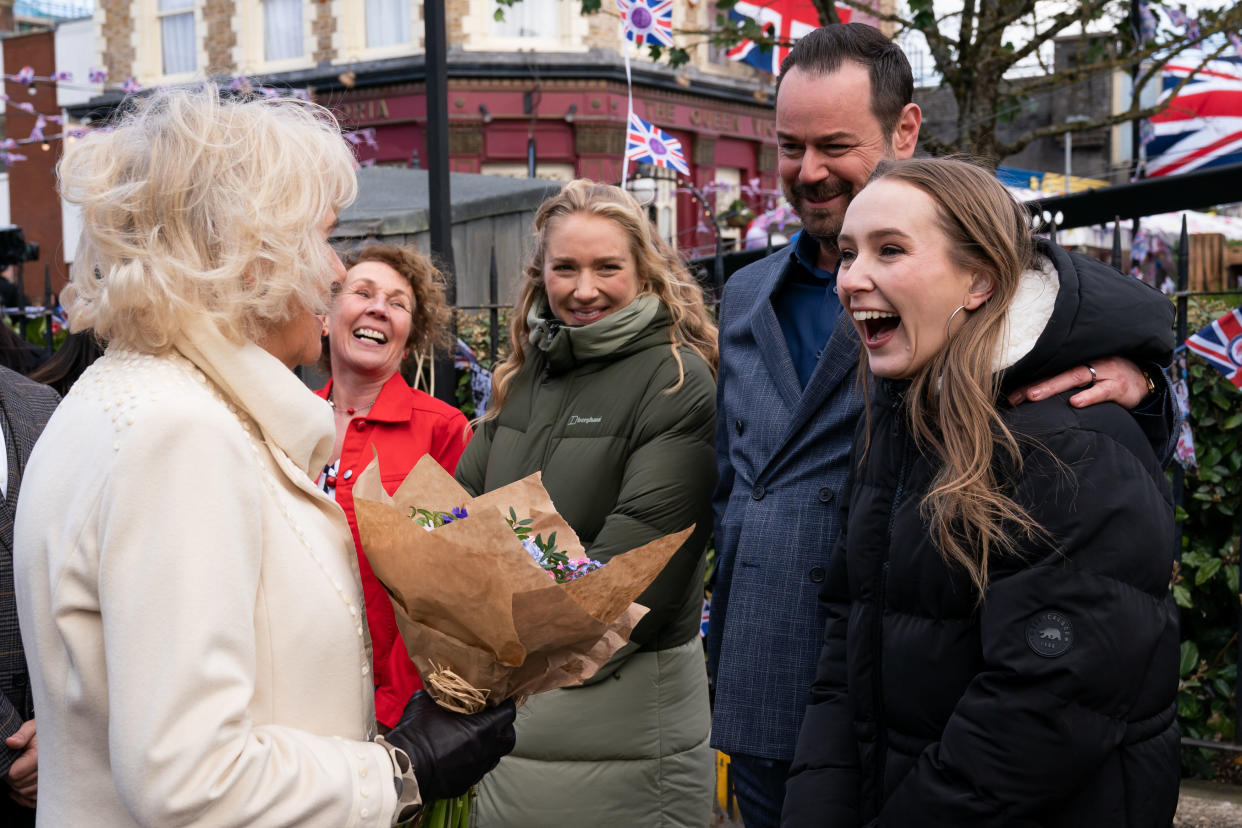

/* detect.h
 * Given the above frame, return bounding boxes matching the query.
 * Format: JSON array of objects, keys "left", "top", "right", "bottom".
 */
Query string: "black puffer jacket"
[{"left": 783, "top": 241, "right": 1179, "bottom": 827}]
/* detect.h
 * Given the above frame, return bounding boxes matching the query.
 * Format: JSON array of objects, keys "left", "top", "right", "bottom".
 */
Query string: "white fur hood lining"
[{"left": 993, "top": 253, "right": 1060, "bottom": 373}]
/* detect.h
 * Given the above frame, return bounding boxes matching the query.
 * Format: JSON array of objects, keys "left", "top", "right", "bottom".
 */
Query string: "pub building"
[
  {"left": 324, "top": 51, "right": 779, "bottom": 257},
  {"left": 70, "top": 0, "right": 792, "bottom": 257}
]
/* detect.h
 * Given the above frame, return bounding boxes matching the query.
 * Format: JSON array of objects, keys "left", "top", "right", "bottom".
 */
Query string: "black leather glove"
[{"left": 384, "top": 691, "right": 517, "bottom": 802}]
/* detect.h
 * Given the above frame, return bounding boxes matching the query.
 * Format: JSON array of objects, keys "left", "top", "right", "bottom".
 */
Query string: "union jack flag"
[
  {"left": 1146, "top": 55, "right": 1242, "bottom": 177},
  {"left": 626, "top": 111, "right": 688, "bottom": 175},
  {"left": 726, "top": 1, "right": 850, "bottom": 76},
  {"left": 617, "top": 0, "right": 674, "bottom": 48},
  {"left": 1186, "top": 305, "right": 1242, "bottom": 389}
]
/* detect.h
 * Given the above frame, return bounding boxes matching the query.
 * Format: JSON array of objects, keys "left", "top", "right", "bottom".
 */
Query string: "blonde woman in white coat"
[{"left": 12, "top": 87, "right": 514, "bottom": 828}]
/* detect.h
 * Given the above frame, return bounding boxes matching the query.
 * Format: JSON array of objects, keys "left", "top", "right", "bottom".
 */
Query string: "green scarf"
[{"left": 526, "top": 293, "right": 664, "bottom": 365}]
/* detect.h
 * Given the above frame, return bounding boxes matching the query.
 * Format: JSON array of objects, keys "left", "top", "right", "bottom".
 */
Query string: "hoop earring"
[{"left": 945, "top": 304, "right": 968, "bottom": 337}]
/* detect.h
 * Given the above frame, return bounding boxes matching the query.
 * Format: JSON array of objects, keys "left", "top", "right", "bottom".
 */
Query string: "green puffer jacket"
[{"left": 456, "top": 295, "right": 716, "bottom": 827}]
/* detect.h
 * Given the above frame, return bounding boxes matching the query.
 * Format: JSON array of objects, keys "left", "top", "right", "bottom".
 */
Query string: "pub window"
[
  {"left": 715, "top": 165, "right": 742, "bottom": 248},
  {"left": 158, "top": 0, "right": 196, "bottom": 75},
  {"left": 491, "top": 0, "right": 560, "bottom": 39},
  {"left": 366, "top": 0, "right": 411, "bottom": 47},
  {"left": 264, "top": 0, "right": 303, "bottom": 61}
]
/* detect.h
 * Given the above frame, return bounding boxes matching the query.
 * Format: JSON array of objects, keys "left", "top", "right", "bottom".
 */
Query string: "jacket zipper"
[{"left": 873, "top": 401, "right": 909, "bottom": 814}]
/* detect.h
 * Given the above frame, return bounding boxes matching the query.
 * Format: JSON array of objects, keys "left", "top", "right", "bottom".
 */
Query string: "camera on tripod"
[{"left": 0, "top": 225, "right": 39, "bottom": 269}]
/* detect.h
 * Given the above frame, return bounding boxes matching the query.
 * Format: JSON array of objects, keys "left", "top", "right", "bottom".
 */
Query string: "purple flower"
[
  {"left": 451, "top": 506, "right": 469, "bottom": 520},
  {"left": 522, "top": 538, "right": 546, "bottom": 567}
]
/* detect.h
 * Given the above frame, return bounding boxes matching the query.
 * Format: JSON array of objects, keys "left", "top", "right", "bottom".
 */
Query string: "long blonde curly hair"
[{"left": 480, "top": 180, "right": 718, "bottom": 423}]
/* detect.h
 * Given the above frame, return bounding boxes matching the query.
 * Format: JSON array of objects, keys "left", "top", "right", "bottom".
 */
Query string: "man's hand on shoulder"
[
  {"left": 4, "top": 717, "right": 36, "bottom": 808},
  {"left": 1007, "top": 356, "right": 1153, "bottom": 410}
]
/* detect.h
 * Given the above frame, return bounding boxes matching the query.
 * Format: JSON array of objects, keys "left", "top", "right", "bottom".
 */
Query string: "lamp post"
[
  {"left": 1063, "top": 114, "right": 1090, "bottom": 195},
  {"left": 424, "top": 0, "right": 456, "bottom": 404}
]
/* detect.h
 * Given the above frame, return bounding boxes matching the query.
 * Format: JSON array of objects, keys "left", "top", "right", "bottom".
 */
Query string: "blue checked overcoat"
[
  {"left": 0, "top": 366, "right": 58, "bottom": 823},
  {"left": 707, "top": 246, "right": 863, "bottom": 762}
]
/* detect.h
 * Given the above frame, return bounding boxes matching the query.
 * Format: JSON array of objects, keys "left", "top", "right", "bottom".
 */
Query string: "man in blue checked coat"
[
  {"left": 706, "top": 24, "right": 1169, "bottom": 828},
  {"left": 0, "top": 365, "right": 59, "bottom": 826}
]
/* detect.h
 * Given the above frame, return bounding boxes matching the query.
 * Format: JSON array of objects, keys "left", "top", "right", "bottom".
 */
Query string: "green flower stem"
[{"left": 419, "top": 792, "right": 472, "bottom": 828}]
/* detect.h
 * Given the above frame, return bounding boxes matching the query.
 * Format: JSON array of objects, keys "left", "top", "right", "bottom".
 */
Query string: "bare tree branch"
[{"left": 991, "top": 39, "right": 1231, "bottom": 158}]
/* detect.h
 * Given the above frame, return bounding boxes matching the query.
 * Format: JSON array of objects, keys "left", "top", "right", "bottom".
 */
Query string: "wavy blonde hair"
[
  {"left": 481, "top": 179, "right": 718, "bottom": 422},
  {"left": 861, "top": 158, "right": 1046, "bottom": 599},
  {"left": 59, "top": 85, "right": 358, "bottom": 352}
]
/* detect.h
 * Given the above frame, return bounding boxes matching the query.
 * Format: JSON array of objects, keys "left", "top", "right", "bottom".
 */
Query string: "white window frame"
[
  {"left": 158, "top": 0, "right": 197, "bottom": 76},
  {"left": 461, "top": 0, "right": 587, "bottom": 53},
  {"left": 235, "top": 0, "right": 315, "bottom": 75},
  {"left": 138, "top": 0, "right": 204, "bottom": 84},
  {"left": 714, "top": 166, "right": 742, "bottom": 246},
  {"left": 335, "top": 0, "right": 421, "bottom": 63}
]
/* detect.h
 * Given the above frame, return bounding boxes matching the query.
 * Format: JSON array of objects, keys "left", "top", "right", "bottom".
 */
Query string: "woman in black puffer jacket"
[{"left": 783, "top": 158, "right": 1178, "bottom": 827}]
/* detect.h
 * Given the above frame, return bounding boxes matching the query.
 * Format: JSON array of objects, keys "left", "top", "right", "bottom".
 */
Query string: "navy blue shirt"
[{"left": 772, "top": 231, "right": 842, "bottom": 388}]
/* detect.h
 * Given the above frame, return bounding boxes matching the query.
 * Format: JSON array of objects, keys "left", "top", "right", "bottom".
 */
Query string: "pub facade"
[{"left": 81, "top": 0, "right": 790, "bottom": 255}]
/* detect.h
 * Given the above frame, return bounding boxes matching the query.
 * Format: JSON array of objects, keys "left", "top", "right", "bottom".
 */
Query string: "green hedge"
[{"left": 1175, "top": 295, "right": 1242, "bottom": 779}]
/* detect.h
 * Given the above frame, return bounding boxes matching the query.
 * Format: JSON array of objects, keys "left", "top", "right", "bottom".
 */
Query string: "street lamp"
[
  {"left": 1064, "top": 114, "right": 1090, "bottom": 195},
  {"left": 627, "top": 176, "right": 657, "bottom": 206}
]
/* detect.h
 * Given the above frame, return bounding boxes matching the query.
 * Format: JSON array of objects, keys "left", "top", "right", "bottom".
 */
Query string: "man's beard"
[{"left": 785, "top": 180, "right": 853, "bottom": 244}]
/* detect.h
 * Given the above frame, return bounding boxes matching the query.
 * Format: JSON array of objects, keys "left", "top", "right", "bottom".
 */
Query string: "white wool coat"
[{"left": 14, "top": 321, "right": 402, "bottom": 827}]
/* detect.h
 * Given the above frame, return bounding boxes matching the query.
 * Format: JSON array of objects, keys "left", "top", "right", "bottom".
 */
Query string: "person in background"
[
  {"left": 28, "top": 331, "right": 104, "bottom": 396},
  {"left": 316, "top": 242, "right": 471, "bottom": 731},
  {"left": 0, "top": 325, "right": 45, "bottom": 376},
  {"left": 0, "top": 366, "right": 59, "bottom": 826},
  {"left": 455, "top": 180, "right": 718, "bottom": 827},
  {"left": 783, "top": 156, "right": 1178, "bottom": 826},
  {"left": 706, "top": 24, "right": 1172, "bottom": 827},
  {"left": 13, "top": 85, "right": 513, "bottom": 827},
  {"left": 0, "top": 266, "right": 27, "bottom": 316}
]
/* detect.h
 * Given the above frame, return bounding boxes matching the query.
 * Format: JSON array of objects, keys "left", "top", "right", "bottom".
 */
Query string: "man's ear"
[
  {"left": 892, "top": 103, "right": 922, "bottom": 159},
  {"left": 965, "top": 272, "right": 995, "bottom": 310}
]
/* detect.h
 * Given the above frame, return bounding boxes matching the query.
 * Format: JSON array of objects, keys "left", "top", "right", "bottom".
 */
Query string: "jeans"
[{"left": 727, "top": 753, "right": 792, "bottom": 828}]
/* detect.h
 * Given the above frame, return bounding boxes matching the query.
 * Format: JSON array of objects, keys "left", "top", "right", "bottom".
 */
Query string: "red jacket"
[{"left": 316, "top": 373, "right": 470, "bottom": 727}]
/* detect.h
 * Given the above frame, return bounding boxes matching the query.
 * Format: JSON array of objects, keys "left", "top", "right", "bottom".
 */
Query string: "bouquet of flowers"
[
  {"left": 351, "top": 454, "right": 691, "bottom": 715},
  {"left": 411, "top": 505, "right": 604, "bottom": 584}
]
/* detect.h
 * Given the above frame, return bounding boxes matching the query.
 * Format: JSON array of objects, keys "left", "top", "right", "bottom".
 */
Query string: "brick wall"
[
  {"left": 203, "top": 0, "right": 237, "bottom": 74},
  {"left": 446, "top": 0, "right": 467, "bottom": 46},
  {"left": 312, "top": 0, "right": 335, "bottom": 63},
  {"left": 98, "top": 0, "right": 135, "bottom": 80}
]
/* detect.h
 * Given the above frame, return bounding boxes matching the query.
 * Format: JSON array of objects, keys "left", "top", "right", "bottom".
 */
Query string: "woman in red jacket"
[{"left": 316, "top": 242, "right": 470, "bottom": 729}]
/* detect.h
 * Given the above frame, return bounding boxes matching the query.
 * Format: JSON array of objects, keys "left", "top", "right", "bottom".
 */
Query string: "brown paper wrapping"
[{"left": 353, "top": 454, "right": 690, "bottom": 710}]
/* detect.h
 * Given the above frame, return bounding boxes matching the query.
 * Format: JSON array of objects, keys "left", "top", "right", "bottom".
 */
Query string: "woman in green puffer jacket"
[{"left": 455, "top": 179, "right": 718, "bottom": 827}]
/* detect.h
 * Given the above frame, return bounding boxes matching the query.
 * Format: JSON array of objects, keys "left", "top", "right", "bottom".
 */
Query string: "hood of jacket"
[
  {"left": 527, "top": 293, "right": 672, "bottom": 374},
  {"left": 996, "top": 238, "right": 1174, "bottom": 393}
]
